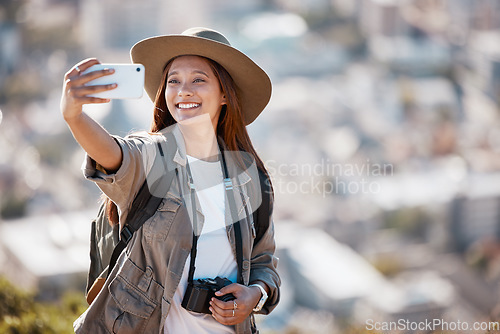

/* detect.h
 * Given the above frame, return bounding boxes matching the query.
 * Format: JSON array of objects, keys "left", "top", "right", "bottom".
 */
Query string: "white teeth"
[{"left": 177, "top": 103, "right": 200, "bottom": 109}]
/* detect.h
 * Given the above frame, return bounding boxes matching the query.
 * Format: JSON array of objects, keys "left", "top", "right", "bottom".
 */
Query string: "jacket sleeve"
[
  {"left": 249, "top": 171, "right": 280, "bottom": 314},
  {"left": 81, "top": 132, "right": 160, "bottom": 227}
]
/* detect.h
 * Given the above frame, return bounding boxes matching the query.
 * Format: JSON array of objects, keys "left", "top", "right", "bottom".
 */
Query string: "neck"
[{"left": 178, "top": 115, "right": 219, "bottom": 161}]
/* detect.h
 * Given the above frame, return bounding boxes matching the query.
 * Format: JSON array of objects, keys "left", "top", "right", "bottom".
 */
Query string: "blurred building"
[
  {"left": 79, "top": 0, "right": 211, "bottom": 55},
  {"left": 79, "top": 0, "right": 269, "bottom": 55},
  {"left": 276, "top": 223, "right": 455, "bottom": 329},
  {"left": 449, "top": 174, "right": 500, "bottom": 252},
  {"left": 466, "top": 32, "right": 500, "bottom": 104},
  {"left": 331, "top": 0, "right": 363, "bottom": 18},
  {"left": 0, "top": 211, "right": 92, "bottom": 300},
  {"left": 0, "top": 23, "right": 21, "bottom": 80},
  {"left": 359, "top": 0, "right": 452, "bottom": 75},
  {"left": 360, "top": 0, "right": 411, "bottom": 38}
]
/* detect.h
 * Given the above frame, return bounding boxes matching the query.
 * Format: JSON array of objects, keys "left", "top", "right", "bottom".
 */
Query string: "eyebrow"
[{"left": 167, "top": 70, "right": 210, "bottom": 78}]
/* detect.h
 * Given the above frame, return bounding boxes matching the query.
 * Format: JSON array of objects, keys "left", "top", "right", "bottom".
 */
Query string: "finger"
[
  {"left": 209, "top": 301, "right": 235, "bottom": 320},
  {"left": 70, "top": 83, "right": 117, "bottom": 97},
  {"left": 215, "top": 283, "right": 240, "bottom": 297},
  {"left": 210, "top": 297, "right": 235, "bottom": 310},
  {"left": 75, "top": 58, "right": 101, "bottom": 74},
  {"left": 66, "top": 58, "right": 100, "bottom": 79},
  {"left": 74, "top": 96, "right": 111, "bottom": 104},
  {"left": 210, "top": 307, "right": 234, "bottom": 326},
  {"left": 71, "top": 68, "right": 115, "bottom": 86}
]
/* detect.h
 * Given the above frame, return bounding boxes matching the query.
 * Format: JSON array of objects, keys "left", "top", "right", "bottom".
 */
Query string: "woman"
[{"left": 61, "top": 27, "right": 280, "bottom": 334}]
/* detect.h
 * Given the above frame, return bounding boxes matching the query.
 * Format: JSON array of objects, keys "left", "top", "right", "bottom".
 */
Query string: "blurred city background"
[{"left": 2, "top": 0, "right": 500, "bottom": 332}]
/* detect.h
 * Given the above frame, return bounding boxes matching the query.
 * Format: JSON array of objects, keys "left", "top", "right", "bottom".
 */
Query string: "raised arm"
[{"left": 60, "top": 58, "right": 122, "bottom": 172}]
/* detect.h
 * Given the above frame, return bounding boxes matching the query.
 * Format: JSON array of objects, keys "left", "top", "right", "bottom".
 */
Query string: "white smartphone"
[{"left": 82, "top": 64, "right": 145, "bottom": 99}]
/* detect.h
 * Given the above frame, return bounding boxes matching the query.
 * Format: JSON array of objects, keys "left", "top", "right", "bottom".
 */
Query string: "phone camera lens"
[{"left": 136, "top": 67, "right": 141, "bottom": 72}]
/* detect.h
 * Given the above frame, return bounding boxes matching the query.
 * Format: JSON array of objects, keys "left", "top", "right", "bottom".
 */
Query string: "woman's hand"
[
  {"left": 209, "top": 283, "right": 262, "bottom": 325},
  {"left": 60, "top": 58, "right": 116, "bottom": 121},
  {"left": 59, "top": 58, "right": 123, "bottom": 172}
]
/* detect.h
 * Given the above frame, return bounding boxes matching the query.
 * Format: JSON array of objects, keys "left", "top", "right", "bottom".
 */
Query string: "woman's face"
[{"left": 165, "top": 56, "right": 226, "bottom": 128}]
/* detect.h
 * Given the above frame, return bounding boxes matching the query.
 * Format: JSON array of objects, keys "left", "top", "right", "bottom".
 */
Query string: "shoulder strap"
[
  {"left": 253, "top": 169, "right": 272, "bottom": 243},
  {"left": 106, "top": 133, "right": 177, "bottom": 278}
]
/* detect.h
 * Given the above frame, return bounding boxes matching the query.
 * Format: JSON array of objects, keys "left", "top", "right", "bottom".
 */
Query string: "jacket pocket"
[
  {"left": 144, "top": 196, "right": 183, "bottom": 242},
  {"left": 100, "top": 259, "right": 163, "bottom": 333}
]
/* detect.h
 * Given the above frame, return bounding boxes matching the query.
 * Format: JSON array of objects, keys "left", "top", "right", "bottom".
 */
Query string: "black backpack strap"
[
  {"left": 234, "top": 221, "right": 244, "bottom": 284},
  {"left": 106, "top": 182, "right": 159, "bottom": 278},
  {"left": 106, "top": 133, "right": 177, "bottom": 278},
  {"left": 252, "top": 169, "right": 272, "bottom": 244}
]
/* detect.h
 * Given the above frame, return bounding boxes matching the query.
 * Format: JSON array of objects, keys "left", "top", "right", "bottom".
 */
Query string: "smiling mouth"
[{"left": 176, "top": 103, "right": 201, "bottom": 109}]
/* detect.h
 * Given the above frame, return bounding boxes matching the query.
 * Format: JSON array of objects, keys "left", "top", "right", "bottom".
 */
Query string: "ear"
[{"left": 221, "top": 94, "right": 227, "bottom": 105}]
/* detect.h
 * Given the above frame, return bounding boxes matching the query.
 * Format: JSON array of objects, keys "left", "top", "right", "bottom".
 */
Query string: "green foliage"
[
  {"left": 384, "top": 207, "right": 431, "bottom": 240},
  {"left": 0, "top": 194, "right": 28, "bottom": 219},
  {"left": 0, "top": 277, "right": 87, "bottom": 334},
  {"left": 0, "top": 277, "right": 34, "bottom": 319}
]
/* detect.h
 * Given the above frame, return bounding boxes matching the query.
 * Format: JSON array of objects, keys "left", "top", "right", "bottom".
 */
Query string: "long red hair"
[{"left": 106, "top": 56, "right": 272, "bottom": 226}]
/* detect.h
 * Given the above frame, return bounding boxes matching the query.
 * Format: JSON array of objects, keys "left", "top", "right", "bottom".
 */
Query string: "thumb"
[{"left": 215, "top": 283, "right": 239, "bottom": 296}]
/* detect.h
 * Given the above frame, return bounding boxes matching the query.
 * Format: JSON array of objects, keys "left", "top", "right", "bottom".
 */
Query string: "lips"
[{"left": 176, "top": 102, "right": 200, "bottom": 109}]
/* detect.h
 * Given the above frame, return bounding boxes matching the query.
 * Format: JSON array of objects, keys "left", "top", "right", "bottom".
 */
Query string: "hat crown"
[{"left": 181, "top": 27, "right": 231, "bottom": 46}]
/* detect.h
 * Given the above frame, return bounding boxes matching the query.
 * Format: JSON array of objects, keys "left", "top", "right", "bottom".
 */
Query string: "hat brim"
[{"left": 130, "top": 35, "right": 271, "bottom": 125}]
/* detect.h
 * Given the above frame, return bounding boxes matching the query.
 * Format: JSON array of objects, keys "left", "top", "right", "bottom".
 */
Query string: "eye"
[
  {"left": 193, "top": 78, "right": 205, "bottom": 83},
  {"left": 167, "top": 79, "right": 179, "bottom": 84}
]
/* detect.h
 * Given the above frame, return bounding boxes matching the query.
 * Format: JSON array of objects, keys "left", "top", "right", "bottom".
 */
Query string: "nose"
[{"left": 178, "top": 83, "right": 193, "bottom": 97}]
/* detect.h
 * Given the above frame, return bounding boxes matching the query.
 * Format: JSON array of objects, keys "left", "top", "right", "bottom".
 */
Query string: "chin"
[{"left": 177, "top": 113, "right": 213, "bottom": 125}]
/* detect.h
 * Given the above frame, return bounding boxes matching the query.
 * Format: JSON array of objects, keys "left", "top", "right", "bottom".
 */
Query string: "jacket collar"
[{"left": 159, "top": 124, "right": 251, "bottom": 186}]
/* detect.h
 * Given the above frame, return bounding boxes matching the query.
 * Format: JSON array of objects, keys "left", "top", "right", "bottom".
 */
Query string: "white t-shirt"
[{"left": 164, "top": 155, "right": 237, "bottom": 334}]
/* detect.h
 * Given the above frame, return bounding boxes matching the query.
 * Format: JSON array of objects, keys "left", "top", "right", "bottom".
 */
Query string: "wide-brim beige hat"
[{"left": 130, "top": 27, "right": 271, "bottom": 125}]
